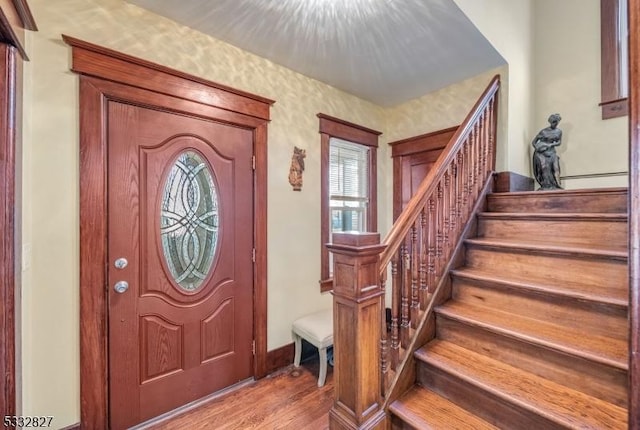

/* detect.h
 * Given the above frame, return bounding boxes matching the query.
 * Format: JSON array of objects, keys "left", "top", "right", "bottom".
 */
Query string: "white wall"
[
  {"left": 453, "top": 0, "right": 535, "bottom": 175},
  {"left": 534, "top": 0, "right": 628, "bottom": 189},
  {"left": 455, "top": 0, "right": 628, "bottom": 189}
]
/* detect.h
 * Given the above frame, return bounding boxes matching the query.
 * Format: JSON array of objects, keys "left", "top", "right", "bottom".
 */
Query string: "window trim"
[
  {"left": 318, "top": 113, "right": 381, "bottom": 292},
  {"left": 600, "top": 0, "right": 629, "bottom": 119}
]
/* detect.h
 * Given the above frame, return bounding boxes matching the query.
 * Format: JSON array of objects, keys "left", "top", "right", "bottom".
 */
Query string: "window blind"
[{"left": 329, "top": 138, "right": 369, "bottom": 233}]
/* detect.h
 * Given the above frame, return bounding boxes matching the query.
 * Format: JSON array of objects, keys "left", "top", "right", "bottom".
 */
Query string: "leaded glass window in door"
[{"left": 160, "top": 150, "right": 219, "bottom": 291}]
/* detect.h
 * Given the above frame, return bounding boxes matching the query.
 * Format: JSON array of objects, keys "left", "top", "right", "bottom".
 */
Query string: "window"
[
  {"left": 600, "top": 0, "right": 629, "bottom": 118},
  {"left": 330, "top": 139, "right": 370, "bottom": 233},
  {"left": 318, "top": 114, "right": 380, "bottom": 292}
]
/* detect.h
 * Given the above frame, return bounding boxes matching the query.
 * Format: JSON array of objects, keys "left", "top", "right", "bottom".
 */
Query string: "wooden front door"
[
  {"left": 390, "top": 126, "right": 457, "bottom": 219},
  {"left": 107, "top": 102, "right": 254, "bottom": 429}
]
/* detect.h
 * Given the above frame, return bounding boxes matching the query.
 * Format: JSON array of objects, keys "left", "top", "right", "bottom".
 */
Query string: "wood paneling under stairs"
[
  {"left": 389, "top": 188, "right": 629, "bottom": 429},
  {"left": 144, "top": 362, "right": 333, "bottom": 430}
]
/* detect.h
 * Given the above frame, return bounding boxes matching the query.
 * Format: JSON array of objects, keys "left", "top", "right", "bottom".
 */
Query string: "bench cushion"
[{"left": 292, "top": 309, "right": 333, "bottom": 348}]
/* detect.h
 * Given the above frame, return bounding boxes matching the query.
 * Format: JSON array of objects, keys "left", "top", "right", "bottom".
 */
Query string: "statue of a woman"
[{"left": 532, "top": 113, "right": 563, "bottom": 190}]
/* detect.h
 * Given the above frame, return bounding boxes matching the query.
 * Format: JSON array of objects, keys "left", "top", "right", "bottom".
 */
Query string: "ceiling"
[{"left": 128, "top": 0, "right": 505, "bottom": 107}]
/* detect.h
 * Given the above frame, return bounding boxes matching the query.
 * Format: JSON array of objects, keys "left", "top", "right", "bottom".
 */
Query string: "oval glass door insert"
[{"left": 160, "top": 150, "right": 219, "bottom": 291}]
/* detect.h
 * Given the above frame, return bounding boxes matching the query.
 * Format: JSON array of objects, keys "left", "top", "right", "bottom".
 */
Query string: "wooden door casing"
[
  {"left": 0, "top": 42, "right": 18, "bottom": 422},
  {"left": 0, "top": 1, "right": 36, "bottom": 418},
  {"left": 389, "top": 126, "right": 458, "bottom": 219},
  {"left": 107, "top": 102, "right": 255, "bottom": 429},
  {"left": 66, "top": 36, "right": 273, "bottom": 429},
  {"left": 629, "top": 0, "right": 640, "bottom": 426}
]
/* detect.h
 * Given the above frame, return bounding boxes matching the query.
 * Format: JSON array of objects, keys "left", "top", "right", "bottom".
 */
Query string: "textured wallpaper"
[{"left": 386, "top": 67, "right": 506, "bottom": 143}]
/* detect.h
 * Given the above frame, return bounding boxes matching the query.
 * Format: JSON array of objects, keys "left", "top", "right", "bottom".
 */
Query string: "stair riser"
[
  {"left": 451, "top": 278, "right": 628, "bottom": 340},
  {"left": 465, "top": 246, "right": 627, "bottom": 294},
  {"left": 477, "top": 218, "right": 627, "bottom": 247},
  {"left": 435, "top": 316, "right": 628, "bottom": 407},
  {"left": 390, "top": 415, "right": 408, "bottom": 430},
  {"left": 487, "top": 192, "right": 627, "bottom": 213},
  {"left": 416, "top": 362, "right": 564, "bottom": 430}
]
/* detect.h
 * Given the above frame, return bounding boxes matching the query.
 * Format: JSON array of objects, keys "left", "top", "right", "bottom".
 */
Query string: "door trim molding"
[
  {"left": 64, "top": 37, "right": 272, "bottom": 429},
  {"left": 0, "top": 42, "right": 18, "bottom": 422},
  {"left": 629, "top": 0, "right": 640, "bottom": 427}
]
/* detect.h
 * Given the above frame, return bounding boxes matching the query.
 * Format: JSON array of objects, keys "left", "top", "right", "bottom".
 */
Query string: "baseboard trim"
[
  {"left": 266, "top": 342, "right": 295, "bottom": 374},
  {"left": 494, "top": 171, "right": 534, "bottom": 192},
  {"left": 58, "top": 423, "right": 80, "bottom": 430}
]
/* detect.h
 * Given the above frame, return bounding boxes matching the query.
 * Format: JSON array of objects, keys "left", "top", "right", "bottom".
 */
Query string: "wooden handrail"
[
  {"left": 329, "top": 75, "right": 500, "bottom": 419},
  {"left": 380, "top": 75, "right": 500, "bottom": 270},
  {"left": 377, "top": 75, "right": 500, "bottom": 394}
]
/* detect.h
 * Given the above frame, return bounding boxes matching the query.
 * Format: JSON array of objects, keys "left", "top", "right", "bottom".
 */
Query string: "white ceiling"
[{"left": 129, "top": 0, "right": 505, "bottom": 107}]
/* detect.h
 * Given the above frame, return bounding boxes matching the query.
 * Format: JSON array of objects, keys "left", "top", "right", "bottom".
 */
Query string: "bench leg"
[
  {"left": 318, "top": 346, "right": 327, "bottom": 387},
  {"left": 293, "top": 332, "right": 302, "bottom": 367}
]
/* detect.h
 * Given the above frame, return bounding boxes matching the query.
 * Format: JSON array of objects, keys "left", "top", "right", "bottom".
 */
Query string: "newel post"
[{"left": 328, "top": 233, "right": 387, "bottom": 430}]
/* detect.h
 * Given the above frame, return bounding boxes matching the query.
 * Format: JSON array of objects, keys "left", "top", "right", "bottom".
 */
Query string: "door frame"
[
  {"left": 629, "top": 0, "right": 640, "bottom": 427},
  {"left": 0, "top": 1, "right": 36, "bottom": 419},
  {"left": 0, "top": 41, "right": 19, "bottom": 423},
  {"left": 388, "top": 126, "right": 458, "bottom": 221},
  {"left": 62, "top": 36, "right": 273, "bottom": 429}
]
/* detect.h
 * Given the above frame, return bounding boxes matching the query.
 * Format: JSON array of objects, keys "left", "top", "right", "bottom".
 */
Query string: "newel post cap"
[
  {"left": 327, "top": 232, "right": 386, "bottom": 254},
  {"left": 327, "top": 232, "right": 386, "bottom": 299}
]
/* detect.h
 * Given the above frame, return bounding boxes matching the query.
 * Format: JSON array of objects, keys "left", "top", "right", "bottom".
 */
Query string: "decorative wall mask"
[{"left": 288, "top": 146, "right": 306, "bottom": 191}]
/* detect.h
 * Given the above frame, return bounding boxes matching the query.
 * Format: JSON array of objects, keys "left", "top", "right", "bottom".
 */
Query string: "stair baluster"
[
  {"left": 410, "top": 222, "right": 420, "bottom": 328},
  {"left": 419, "top": 208, "right": 428, "bottom": 308},
  {"left": 400, "top": 244, "right": 410, "bottom": 348},
  {"left": 376, "top": 75, "right": 500, "bottom": 397},
  {"left": 328, "top": 76, "right": 500, "bottom": 428},
  {"left": 390, "top": 252, "right": 400, "bottom": 369}
]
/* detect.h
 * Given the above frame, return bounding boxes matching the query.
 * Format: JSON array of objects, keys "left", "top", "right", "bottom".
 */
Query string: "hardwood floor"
[{"left": 143, "top": 361, "right": 333, "bottom": 430}]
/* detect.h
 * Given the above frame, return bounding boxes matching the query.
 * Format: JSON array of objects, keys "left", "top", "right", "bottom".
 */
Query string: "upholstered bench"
[{"left": 292, "top": 308, "right": 333, "bottom": 387}]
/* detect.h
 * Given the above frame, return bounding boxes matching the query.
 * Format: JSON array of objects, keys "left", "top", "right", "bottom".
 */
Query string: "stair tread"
[
  {"left": 436, "top": 301, "right": 627, "bottom": 369},
  {"left": 478, "top": 212, "right": 627, "bottom": 221},
  {"left": 489, "top": 187, "right": 628, "bottom": 197},
  {"left": 450, "top": 267, "right": 628, "bottom": 308},
  {"left": 390, "top": 386, "right": 499, "bottom": 430},
  {"left": 465, "top": 237, "right": 627, "bottom": 259},
  {"left": 415, "top": 340, "right": 628, "bottom": 429}
]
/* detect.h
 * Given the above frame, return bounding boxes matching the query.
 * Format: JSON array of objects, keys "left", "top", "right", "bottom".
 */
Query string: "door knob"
[
  {"left": 114, "top": 281, "right": 129, "bottom": 294},
  {"left": 114, "top": 258, "right": 128, "bottom": 269}
]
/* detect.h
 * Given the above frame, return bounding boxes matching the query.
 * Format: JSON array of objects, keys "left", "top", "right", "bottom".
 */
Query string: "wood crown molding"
[
  {"left": 0, "top": 0, "right": 37, "bottom": 60},
  {"left": 62, "top": 35, "right": 275, "bottom": 121},
  {"left": 388, "top": 125, "right": 459, "bottom": 157},
  {"left": 317, "top": 113, "right": 381, "bottom": 147}
]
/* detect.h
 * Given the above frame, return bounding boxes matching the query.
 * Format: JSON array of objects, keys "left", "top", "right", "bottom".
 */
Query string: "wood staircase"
[{"left": 389, "top": 188, "right": 629, "bottom": 429}]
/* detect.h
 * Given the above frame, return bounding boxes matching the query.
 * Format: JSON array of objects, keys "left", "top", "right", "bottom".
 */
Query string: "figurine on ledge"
[{"left": 532, "top": 113, "right": 563, "bottom": 190}]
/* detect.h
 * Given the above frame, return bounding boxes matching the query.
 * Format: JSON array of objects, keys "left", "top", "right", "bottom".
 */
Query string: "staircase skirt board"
[{"left": 435, "top": 315, "right": 628, "bottom": 406}]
